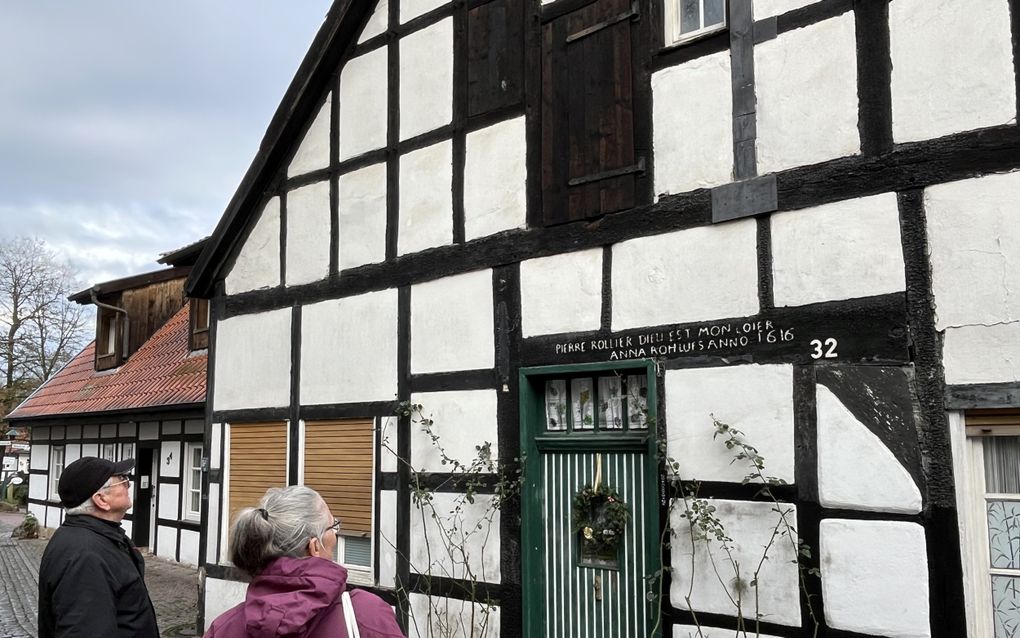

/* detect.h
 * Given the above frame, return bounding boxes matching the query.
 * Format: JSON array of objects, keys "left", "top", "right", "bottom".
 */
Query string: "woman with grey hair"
[{"left": 205, "top": 485, "right": 404, "bottom": 638}]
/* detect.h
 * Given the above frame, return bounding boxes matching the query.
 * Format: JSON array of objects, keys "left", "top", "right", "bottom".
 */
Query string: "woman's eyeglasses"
[{"left": 325, "top": 518, "right": 342, "bottom": 536}]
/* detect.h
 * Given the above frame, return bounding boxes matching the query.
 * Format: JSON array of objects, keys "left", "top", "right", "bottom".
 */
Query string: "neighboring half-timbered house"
[
  {"left": 187, "top": 1, "right": 1020, "bottom": 636},
  {"left": 7, "top": 241, "right": 210, "bottom": 566}
]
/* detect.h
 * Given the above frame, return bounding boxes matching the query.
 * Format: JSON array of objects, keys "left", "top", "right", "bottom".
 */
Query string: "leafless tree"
[{"left": 0, "top": 237, "right": 89, "bottom": 415}]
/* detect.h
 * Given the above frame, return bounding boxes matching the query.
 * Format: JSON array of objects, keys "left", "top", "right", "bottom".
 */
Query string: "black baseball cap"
[{"left": 58, "top": 456, "right": 135, "bottom": 509}]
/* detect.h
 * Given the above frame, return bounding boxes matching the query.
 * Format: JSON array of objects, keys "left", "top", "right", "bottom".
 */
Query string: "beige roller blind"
[
  {"left": 228, "top": 422, "right": 288, "bottom": 523},
  {"left": 304, "top": 419, "right": 375, "bottom": 536},
  {"left": 966, "top": 409, "right": 1020, "bottom": 431}
]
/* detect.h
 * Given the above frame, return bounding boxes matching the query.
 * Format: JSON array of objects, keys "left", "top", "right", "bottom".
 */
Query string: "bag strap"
[{"left": 341, "top": 591, "right": 361, "bottom": 638}]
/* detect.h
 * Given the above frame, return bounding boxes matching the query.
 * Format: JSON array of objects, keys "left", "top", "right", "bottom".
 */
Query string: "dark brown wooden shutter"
[
  {"left": 542, "top": 0, "right": 641, "bottom": 226},
  {"left": 190, "top": 298, "right": 210, "bottom": 350},
  {"left": 304, "top": 419, "right": 375, "bottom": 536},
  {"left": 228, "top": 422, "right": 288, "bottom": 523},
  {"left": 467, "top": 0, "right": 525, "bottom": 117}
]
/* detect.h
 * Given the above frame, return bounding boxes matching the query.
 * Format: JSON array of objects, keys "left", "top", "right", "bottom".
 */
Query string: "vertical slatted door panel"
[
  {"left": 303, "top": 419, "right": 375, "bottom": 535},
  {"left": 228, "top": 422, "right": 288, "bottom": 524},
  {"left": 543, "top": 451, "right": 649, "bottom": 638}
]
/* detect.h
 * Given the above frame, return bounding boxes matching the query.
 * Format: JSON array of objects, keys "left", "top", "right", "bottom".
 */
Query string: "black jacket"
[{"left": 38, "top": 514, "right": 159, "bottom": 638}]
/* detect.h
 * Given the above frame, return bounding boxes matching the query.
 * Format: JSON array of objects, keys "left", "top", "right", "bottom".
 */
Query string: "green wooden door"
[{"left": 521, "top": 362, "right": 660, "bottom": 638}]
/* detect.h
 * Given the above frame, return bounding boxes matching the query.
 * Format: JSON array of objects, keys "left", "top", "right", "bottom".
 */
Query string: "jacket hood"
[{"left": 243, "top": 556, "right": 349, "bottom": 637}]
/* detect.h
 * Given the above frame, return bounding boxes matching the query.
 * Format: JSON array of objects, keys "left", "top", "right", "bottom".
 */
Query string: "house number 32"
[{"left": 810, "top": 338, "right": 838, "bottom": 359}]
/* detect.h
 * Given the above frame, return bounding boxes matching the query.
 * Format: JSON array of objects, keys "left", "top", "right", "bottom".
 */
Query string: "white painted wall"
[
  {"left": 158, "top": 485, "right": 180, "bottom": 521},
  {"left": 29, "top": 474, "right": 47, "bottom": 501},
  {"left": 770, "top": 193, "right": 905, "bottom": 306},
  {"left": 287, "top": 94, "right": 331, "bottom": 178},
  {"left": 30, "top": 443, "right": 48, "bottom": 468},
  {"left": 28, "top": 502, "right": 45, "bottom": 524},
  {"left": 652, "top": 50, "right": 733, "bottom": 197},
  {"left": 286, "top": 181, "right": 331, "bottom": 286},
  {"left": 359, "top": 0, "right": 388, "bottom": 42},
  {"left": 339, "top": 162, "right": 388, "bottom": 270},
  {"left": 755, "top": 13, "right": 859, "bottom": 174},
  {"left": 380, "top": 417, "right": 398, "bottom": 473},
  {"left": 225, "top": 197, "right": 281, "bottom": 295},
  {"left": 890, "top": 0, "right": 1015, "bottom": 143},
  {"left": 213, "top": 309, "right": 292, "bottom": 410},
  {"left": 400, "top": 0, "right": 446, "bottom": 23},
  {"left": 160, "top": 441, "right": 182, "bottom": 478},
  {"left": 301, "top": 289, "right": 399, "bottom": 404},
  {"left": 820, "top": 519, "right": 930, "bottom": 637},
  {"left": 204, "top": 578, "right": 249, "bottom": 631},
  {"left": 409, "top": 390, "right": 499, "bottom": 472},
  {"left": 612, "top": 221, "right": 759, "bottom": 330},
  {"left": 398, "top": 141, "right": 453, "bottom": 255},
  {"left": 520, "top": 249, "right": 602, "bottom": 337},
  {"left": 179, "top": 529, "right": 200, "bottom": 567},
  {"left": 206, "top": 482, "right": 220, "bottom": 565},
  {"left": 340, "top": 48, "right": 388, "bottom": 160},
  {"left": 464, "top": 116, "right": 527, "bottom": 240},
  {"left": 399, "top": 17, "right": 453, "bottom": 140},
  {"left": 65, "top": 425, "right": 81, "bottom": 439},
  {"left": 408, "top": 593, "right": 500, "bottom": 638},
  {"left": 816, "top": 385, "right": 921, "bottom": 513},
  {"left": 409, "top": 492, "right": 501, "bottom": 583},
  {"left": 378, "top": 490, "right": 398, "bottom": 589},
  {"left": 665, "top": 364, "right": 795, "bottom": 483},
  {"left": 139, "top": 422, "right": 159, "bottom": 440},
  {"left": 100, "top": 424, "right": 115, "bottom": 438},
  {"left": 674, "top": 626, "right": 781, "bottom": 638},
  {"left": 753, "top": 0, "right": 817, "bottom": 19},
  {"left": 943, "top": 323, "right": 1020, "bottom": 385},
  {"left": 411, "top": 269, "right": 494, "bottom": 373},
  {"left": 670, "top": 499, "right": 801, "bottom": 627},
  {"left": 163, "top": 421, "right": 182, "bottom": 436},
  {"left": 156, "top": 525, "right": 178, "bottom": 559}
]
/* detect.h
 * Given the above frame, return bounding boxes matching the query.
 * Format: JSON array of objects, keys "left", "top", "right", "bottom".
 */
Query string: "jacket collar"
[{"left": 63, "top": 514, "right": 131, "bottom": 548}]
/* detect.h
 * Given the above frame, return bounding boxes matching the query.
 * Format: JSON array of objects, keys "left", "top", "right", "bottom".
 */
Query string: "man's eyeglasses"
[{"left": 101, "top": 475, "right": 132, "bottom": 492}]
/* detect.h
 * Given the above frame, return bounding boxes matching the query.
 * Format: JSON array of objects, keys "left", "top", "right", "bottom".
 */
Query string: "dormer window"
[
  {"left": 190, "top": 298, "right": 210, "bottom": 351},
  {"left": 96, "top": 309, "right": 123, "bottom": 371},
  {"left": 665, "top": 0, "right": 727, "bottom": 46}
]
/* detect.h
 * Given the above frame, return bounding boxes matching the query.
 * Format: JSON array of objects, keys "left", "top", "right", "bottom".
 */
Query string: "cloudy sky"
[{"left": 0, "top": 1, "right": 333, "bottom": 287}]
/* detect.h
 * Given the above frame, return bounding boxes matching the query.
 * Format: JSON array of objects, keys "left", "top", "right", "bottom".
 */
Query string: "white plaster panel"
[
  {"left": 380, "top": 417, "right": 398, "bottom": 474},
  {"left": 399, "top": 18, "right": 453, "bottom": 139},
  {"left": 203, "top": 578, "right": 249, "bottom": 631},
  {"left": 674, "top": 627, "right": 781, "bottom": 638},
  {"left": 464, "top": 116, "right": 527, "bottom": 240},
  {"left": 206, "top": 482, "right": 220, "bottom": 564},
  {"left": 156, "top": 526, "right": 177, "bottom": 558},
  {"left": 32, "top": 426, "right": 50, "bottom": 441},
  {"left": 158, "top": 484, "right": 180, "bottom": 520},
  {"left": 770, "top": 193, "right": 905, "bottom": 306},
  {"left": 81, "top": 443, "right": 98, "bottom": 458},
  {"left": 100, "top": 423, "right": 116, "bottom": 437},
  {"left": 213, "top": 309, "right": 292, "bottom": 411},
  {"left": 160, "top": 441, "right": 182, "bottom": 478},
  {"left": 138, "top": 421, "right": 159, "bottom": 440},
  {"left": 409, "top": 390, "right": 498, "bottom": 472},
  {"left": 753, "top": 0, "right": 817, "bottom": 19},
  {"left": 286, "top": 181, "right": 331, "bottom": 286},
  {"left": 64, "top": 445, "right": 81, "bottom": 466},
  {"left": 411, "top": 269, "right": 494, "bottom": 374},
  {"left": 816, "top": 385, "right": 921, "bottom": 513},
  {"left": 400, "top": 0, "right": 446, "bottom": 23},
  {"left": 943, "top": 323, "right": 1020, "bottom": 385},
  {"left": 288, "top": 95, "right": 331, "bottom": 177},
  {"left": 520, "top": 249, "right": 602, "bottom": 337},
  {"left": 162, "top": 421, "right": 182, "bottom": 436},
  {"left": 30, "top": 444, "right": 48, "bottom": 468},
  {"left": 119, "top": 422, "right": 137, "bottom": 437},
  {"left": 301, "top": 289, "right": 399, "bottom": 404},
  {"left": 339, "top": 162, "right": 388, "bottom": 270},
  {"left": 670, "top": 499, "right": 801, "bottom": 626},
  {"left": 65, "top": 425, "right": 81, "bottom": 439},
  {"left": 408, "top": 593, "right": 499, "bottom": 638},
  {"left": 47, "top": 507, "right": 63, "bottom": 528},
  {"left": 665, "top": 364, "right": 795, "bottom": 483},
  {"left": 890, "top": 0, "right": 1015, "bottom": 143},
  {"left": 184, "top": 419, "right": 203, "bottom": 434},
  {"left": 925, "top": 172, "right": 1020, "bottom": 330},
  {"left": 612, "top": 222, "right": 759, "bottom": 330},
  {"left": 28, "top": 503, "right": 46, "bottom": 525},
  {"left": 83, "top": 425, "right": 99, "bottom": 439},
  {"left": 379, "top": 490, "right": 397, "bottom": 588},
  {"left": 359, "top": 0, "right": 388, "bottom": 42},
  {"left": 821, "top": 519, "right": 930, "bottom": 637},
  {"left": 210, "top": 423, "right": 222, "bottom": 471},
  {"left": 225, "top": 197, "right": 281, "bottom": 295},
  {"left": 652, "top": 50, "right": 733, "bottom": 197},
  {"left": 755, "top": 14, "right": 859, "bottom": 174},
  {"left": 398, "top": 141, "right": 453, "bottom": 255},
  {"left": 179, "top": 529, "right": 200, "bottom": 567},
  {"left": 51, "top": 426, "right": 65, "bottom": 439},
  {"left": 339, "top": 48, "right": 388, "bottom": 160},
  {"left": 29, "top": 474, "right": 47, "bottom": 501},
  {"left": 409, "top": 492, "right": 501, "bottom": 583},
  {"left": 120, "top": 520, "right": 132, "bottom": 538}
]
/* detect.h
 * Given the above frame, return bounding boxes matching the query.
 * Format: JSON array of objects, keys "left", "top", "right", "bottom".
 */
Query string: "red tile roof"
[{"left": 6, "top": 305, "right": 206, "bottom": 420}]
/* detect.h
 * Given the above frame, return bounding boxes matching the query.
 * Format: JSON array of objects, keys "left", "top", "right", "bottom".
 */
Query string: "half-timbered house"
[
  {"left": 7, "top": 241, "right": 210, "bottom": 566},
  {"left": 187, "top": 1, "right": 1020, "bottom": 635}
]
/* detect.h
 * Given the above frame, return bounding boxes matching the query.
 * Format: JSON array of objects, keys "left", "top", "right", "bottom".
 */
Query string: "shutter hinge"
[
  {"left": 568, "top": 157, "right": 645, "bottom": 187},
  {"left": 566, "top": 1, "right": 640, "bottom": 43}
]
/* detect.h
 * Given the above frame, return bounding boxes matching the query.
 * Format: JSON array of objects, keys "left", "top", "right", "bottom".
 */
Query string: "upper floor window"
[
  {"left": 190, "top": 298, "right": 210, "bottom": 351},
  {"left": 664, "top": 0, "right": 727, "bottom": 46},
  {"left": 96, "top": 310, "right": 123, "bottom": 371}
]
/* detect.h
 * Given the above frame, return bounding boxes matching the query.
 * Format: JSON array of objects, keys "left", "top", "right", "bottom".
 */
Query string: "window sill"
[{"left": 662, "top": 24, "right": 728, "bottom": 51}]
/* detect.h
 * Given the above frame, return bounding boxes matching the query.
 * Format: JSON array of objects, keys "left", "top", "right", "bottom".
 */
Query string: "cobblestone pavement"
[{"left": 0, "top": 512, "right": 200, "bottom": 637}]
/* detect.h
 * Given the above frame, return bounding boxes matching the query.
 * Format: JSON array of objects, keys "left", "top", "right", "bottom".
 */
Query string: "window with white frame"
[
  {"left": 49, "top": 446, "right": 65, "bottom": 500},
  {"left": 101, "top": 443, "right": 117, "bottom": 461},
  {"left": 120, "top": 442, "right": 135, "bottom": 461},
  {"left": 664, "top": 0, "right": 727, "bottom": 46},
  {"left": 956, "top": 410, "right": 1020, "bottom": 637},
  {"left": 183, "top": 442, "right": 203, "bottom": 522}
]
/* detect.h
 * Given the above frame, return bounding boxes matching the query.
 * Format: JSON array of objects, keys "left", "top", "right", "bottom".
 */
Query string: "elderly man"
[{"left": 37, "top": 456, "right": 159, "bottom": 638}]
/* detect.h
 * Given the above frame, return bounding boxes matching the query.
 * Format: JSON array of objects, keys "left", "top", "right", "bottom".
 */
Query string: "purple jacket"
[{"left": 205, "top": 557, "right": 404, "bottom": 638}]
